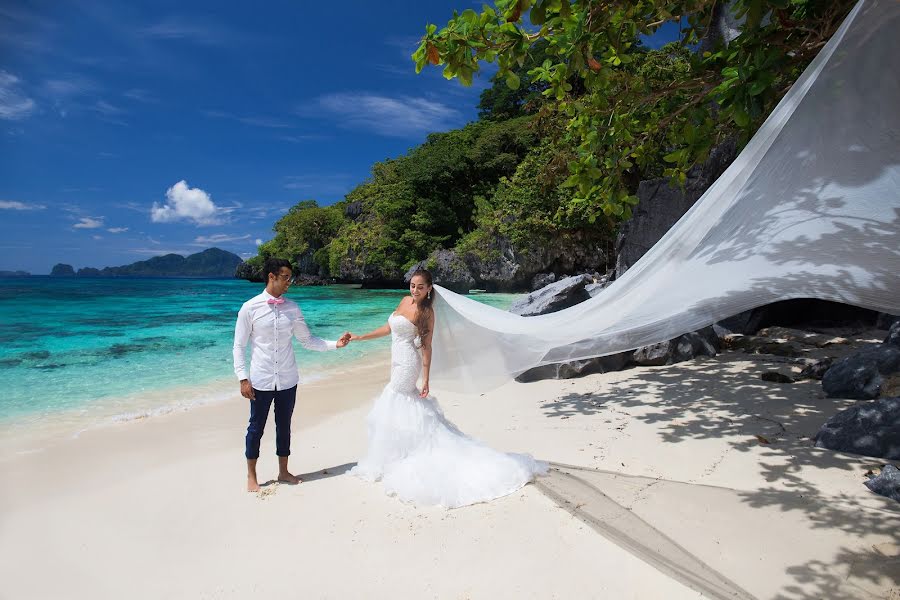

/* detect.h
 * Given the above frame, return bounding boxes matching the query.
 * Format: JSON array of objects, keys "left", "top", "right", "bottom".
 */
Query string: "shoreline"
[
  {"left": 1, "top": 338, "right": 897, "bottom": 598},
  {"left": 0, "top": 346, "right": 392, "bottom": 461}
]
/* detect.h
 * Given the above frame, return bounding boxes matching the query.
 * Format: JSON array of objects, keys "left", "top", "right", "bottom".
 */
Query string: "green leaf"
[
  {"left": 505, "top": 72, "right": 521, "bottom": 90},
  {"left": 733, "top": 109, "right": 750, "bottom": 127},
  {"left": 663, "top": 149, "right": 684, "bottom": 163},
  {"left": 748, "top": 80, "right": 768, "bottom": 96}
]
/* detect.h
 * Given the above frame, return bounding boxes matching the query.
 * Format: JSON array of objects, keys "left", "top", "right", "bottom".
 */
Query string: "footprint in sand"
[{"left": 257, "top": 484, "right": 277, "bottom": 500}]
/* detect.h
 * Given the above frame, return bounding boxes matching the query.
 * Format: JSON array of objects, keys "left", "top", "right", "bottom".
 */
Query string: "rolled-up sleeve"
[
  {"left": 292, "top": 308, "right": 337, "bottom": 351},
  {"left": 233, "top": 304, "right": 252, "bottom": 380}
]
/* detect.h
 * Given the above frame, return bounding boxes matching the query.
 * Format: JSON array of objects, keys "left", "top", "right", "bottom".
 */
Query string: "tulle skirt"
[{"left": 350, "top": 384, "right": 548, "bottom": 508}]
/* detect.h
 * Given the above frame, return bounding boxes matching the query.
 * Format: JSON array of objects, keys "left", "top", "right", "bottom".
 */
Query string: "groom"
[{"left": 233, "top": 257, "right": 350, "bottom": 492}]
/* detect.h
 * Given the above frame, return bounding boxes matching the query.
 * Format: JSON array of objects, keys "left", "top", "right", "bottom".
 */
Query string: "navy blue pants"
[{"left": 245, "top": 385, "right": 297, "bottom": 460}]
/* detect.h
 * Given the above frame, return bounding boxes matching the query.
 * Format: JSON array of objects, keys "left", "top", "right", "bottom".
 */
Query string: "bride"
[{"left": 348, "top": 268, "right": 547, "bottom": 508}]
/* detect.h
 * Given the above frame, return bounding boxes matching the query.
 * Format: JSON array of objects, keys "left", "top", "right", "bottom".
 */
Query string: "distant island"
[
  {"left": 51, "top": 248, "right": 243, "bottom": 278},
  {"left": 0, "top": 270, "right": 31, "bottom": 278}
]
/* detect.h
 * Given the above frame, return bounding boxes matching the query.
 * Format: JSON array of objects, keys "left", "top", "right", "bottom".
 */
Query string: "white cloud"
[
  {"left": 193, "top": 233, "right": 250, "bottom": 245},
  {"left": 151, "top": 180, "right": 222, "bottom": 225},
  {"left": 74, "top": 216, "right": 104, "bottom": 229},
  {"left": 304, "top": 93, "right": 463, "bottom": 137},
  {"left": 130, "top": 247, "right": 192, "bottom": 256},
  {"left": 282, "top": 174, "right": 352, "bottom": 196},
  {"left": 44, "top": 77, "right": 95, "bottom": 97},
  {"left": 107, "top": 227, "right": 129, "bottom": 233},
  {"left": 92, "top": 100, "right": 125, "bottom": 115},
  {"left": 275, "top": 134, "right": 322, "bottom": 143},
  {"left": 92, "top": 235, "right": 103, "bottom": 240},
  {"left": 123, "top": 89, "right": 158, "bottom": 103},
  {"left": 141, "top": 18, "right": 232, "bottom": 46},
  {"left": 202, "top": 109, "right": 291, "bottom": 129},
  {"left": 0, "top": 71, "right": 36, "bottom": 120},
  {"left": 0, "top": 200, "right": 45, "bottom": 210},
  {"left": 255, "top": 238, "right": 263, "bottom": 246}
]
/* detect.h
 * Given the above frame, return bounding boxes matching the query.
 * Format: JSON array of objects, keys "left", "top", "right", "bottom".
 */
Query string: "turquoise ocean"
[{"left": 0, "top": 278, "right": 519, "bottom": 441}]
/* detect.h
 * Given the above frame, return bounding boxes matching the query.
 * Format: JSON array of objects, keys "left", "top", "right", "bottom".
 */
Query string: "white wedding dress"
[{"left": 351, "top": 312, "right": 547, "bottom": 508}]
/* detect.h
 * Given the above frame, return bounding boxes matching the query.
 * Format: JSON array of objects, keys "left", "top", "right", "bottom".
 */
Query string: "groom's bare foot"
[
  {"left": 278, "top": 471, "right": 302, "bottom": 485},
  {"left": 247, "top": 475, "right": 261, "bottom": 492}
]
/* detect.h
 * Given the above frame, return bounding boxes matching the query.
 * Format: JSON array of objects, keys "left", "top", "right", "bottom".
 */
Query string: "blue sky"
[{"left": 0, "top": 1, "right": 683, "bottom": 274}]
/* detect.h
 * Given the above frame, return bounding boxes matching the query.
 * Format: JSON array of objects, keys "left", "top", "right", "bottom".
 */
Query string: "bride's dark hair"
[{"left": 410, "top": 268, "right": 434, "bottom": 339}]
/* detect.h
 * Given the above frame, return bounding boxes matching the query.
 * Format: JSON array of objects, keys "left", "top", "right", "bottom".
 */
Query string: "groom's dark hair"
[{"left": 263, "top": 257, "right": 292, "bottom": 280}]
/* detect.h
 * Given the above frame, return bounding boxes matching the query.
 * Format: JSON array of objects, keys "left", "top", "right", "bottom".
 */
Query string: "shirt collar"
[{"left": 261, "top": 289, "right": 286, "bottom": 303}]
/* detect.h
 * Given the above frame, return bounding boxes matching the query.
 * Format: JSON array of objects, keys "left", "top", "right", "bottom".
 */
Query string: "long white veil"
[{"left": 431, "top": 0, "right": 900, "bottom": 394}]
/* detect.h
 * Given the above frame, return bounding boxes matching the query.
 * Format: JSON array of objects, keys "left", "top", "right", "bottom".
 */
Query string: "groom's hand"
[
  {"left": 240, "top": 379, "right": 255, "bottom": 400},
  {"left": 337, "top": 332, "right": 351, "bottom": 348}
]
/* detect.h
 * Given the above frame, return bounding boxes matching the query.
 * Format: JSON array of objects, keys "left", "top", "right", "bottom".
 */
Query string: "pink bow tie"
[{"left": 267, "top": 297, "right": 285, "bottom": 305}]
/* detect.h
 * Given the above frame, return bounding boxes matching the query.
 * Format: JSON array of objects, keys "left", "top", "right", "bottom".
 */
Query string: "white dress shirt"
[{"left": 233, "top": 290, "right": 337, "bottom": 391}]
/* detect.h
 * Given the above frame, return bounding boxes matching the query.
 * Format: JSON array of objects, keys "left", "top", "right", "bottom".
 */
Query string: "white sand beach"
[{"left": 1, "top": 337, "right": 898, "bottom": 600}]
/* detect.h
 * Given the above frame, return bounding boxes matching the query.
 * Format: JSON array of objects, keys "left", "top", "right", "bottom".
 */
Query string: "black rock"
[
  {"left": 531, "top": 273, "right": 556, "bottom": 292},
  {"left": 234, "top": 261, "right": 264, "bottom": 282},
  {"left": 885, "top": 320, "right": 900, "bottom": 348},
  {"left": 814, "top": 397, "right": 900, "bottom": 460},
  {"left": 509, "top": 275, "right": 592, "bottom": 317},
  {"left": 406, "top": 249, "right": 475, "bottom": 294},
  {"left": 615, "top": 138, "right": 738, "bottom": 278},
  {"left": 344, "top": 200, "right": 363, "bottom": 220},
  {"left": 799, "top": 358, "right": 834, "bottom": 380},
  {"left": 822, "top": 345, "right": 900, "bottom": 400},
  {"left": 516, "top": 352, "right": 632, "bottom": 383},
  {"left": 864, "top": 464, "right": 900, "bottom": 502},
  {"left": 673, "top": 327, "right": 720, "bottom": 362},
  {"left": 877, "top": 312, "right": 900, "bottom": 331},
  {"left": 633, "top": 342, "right": 671, "bottom": 366},
  {"left": 585, "top": 280, "right": 610, "bottom": 298},
  {"left": 631, "top": 326, "right": 720, "bottom": 366},
  {"left": 761, "top": 372, "right": 794, "bottom": 384},
  {"left": 716, "top": 300, "right": 879, "bottom": 336}
]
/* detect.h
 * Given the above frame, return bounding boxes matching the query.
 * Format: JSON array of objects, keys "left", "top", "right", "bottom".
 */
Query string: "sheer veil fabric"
[{"left": 431, "top": 0, "right": 900, "bottom": 394}]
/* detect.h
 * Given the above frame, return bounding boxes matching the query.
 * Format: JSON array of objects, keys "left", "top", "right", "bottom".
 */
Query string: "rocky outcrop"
[
  {"left": 406, "top": 249, "right": 475, "bottom": 293},
  {"left": 877, "top": 313, "right": 900, "bottom": 331},
  {"left": 344, "top": 201, "right": 363, "bottom": 220},
  {"left": 515, "top": 353, "right": 631, "bottom": 383},
  {"left": 885, "top": 320, "right": 900, "bottom": 348},
  {"left": 716, "top": 300, "right": 880, "bottom": 336},
  {"left": 462, "top": 231, "right": 608, "bottom": 292},
  {"left": 509, "top": 275, "right": 592, "bottom": 317},
  {"left": 531, "top": 273, "right": 556, "bottom": 291},
  {"left": 234, "top": 261, "right": 264, "bottom": 282},
  {"left": 632, "top": 327, "right": 720, "bottom": 366},
  {"left": 50, "top": 264, "right": 75, "bottom": 277},
  {"left": 865, "top": 464, "right": 900, "bottom": 502},
  {"left": 293, "top": 245, "right": 327, "bottom": 278},
  {"left": 333, "top": 248, "right": 405, "bottom": 289},
  {"left": 799, "top": 358, "right": 834, "bottom": 380},
  {"left": 814, "top": 397, "right": 900, "bottom": 460},
  {"left": 822, "top": 345, "right": 900, "bottom": 400},
  {"left": 615, "top": 139, "right": 738, "bottom": 278}
]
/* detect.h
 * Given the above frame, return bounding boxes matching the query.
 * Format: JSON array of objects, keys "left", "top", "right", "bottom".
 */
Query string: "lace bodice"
[{"left": 388, "top": 313, "right": 422, "bottom": 393}]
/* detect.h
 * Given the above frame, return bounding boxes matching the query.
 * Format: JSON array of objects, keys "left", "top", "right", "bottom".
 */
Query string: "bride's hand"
[{"left": 420, "top": 382, "right": 429, "bottom": 398}]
